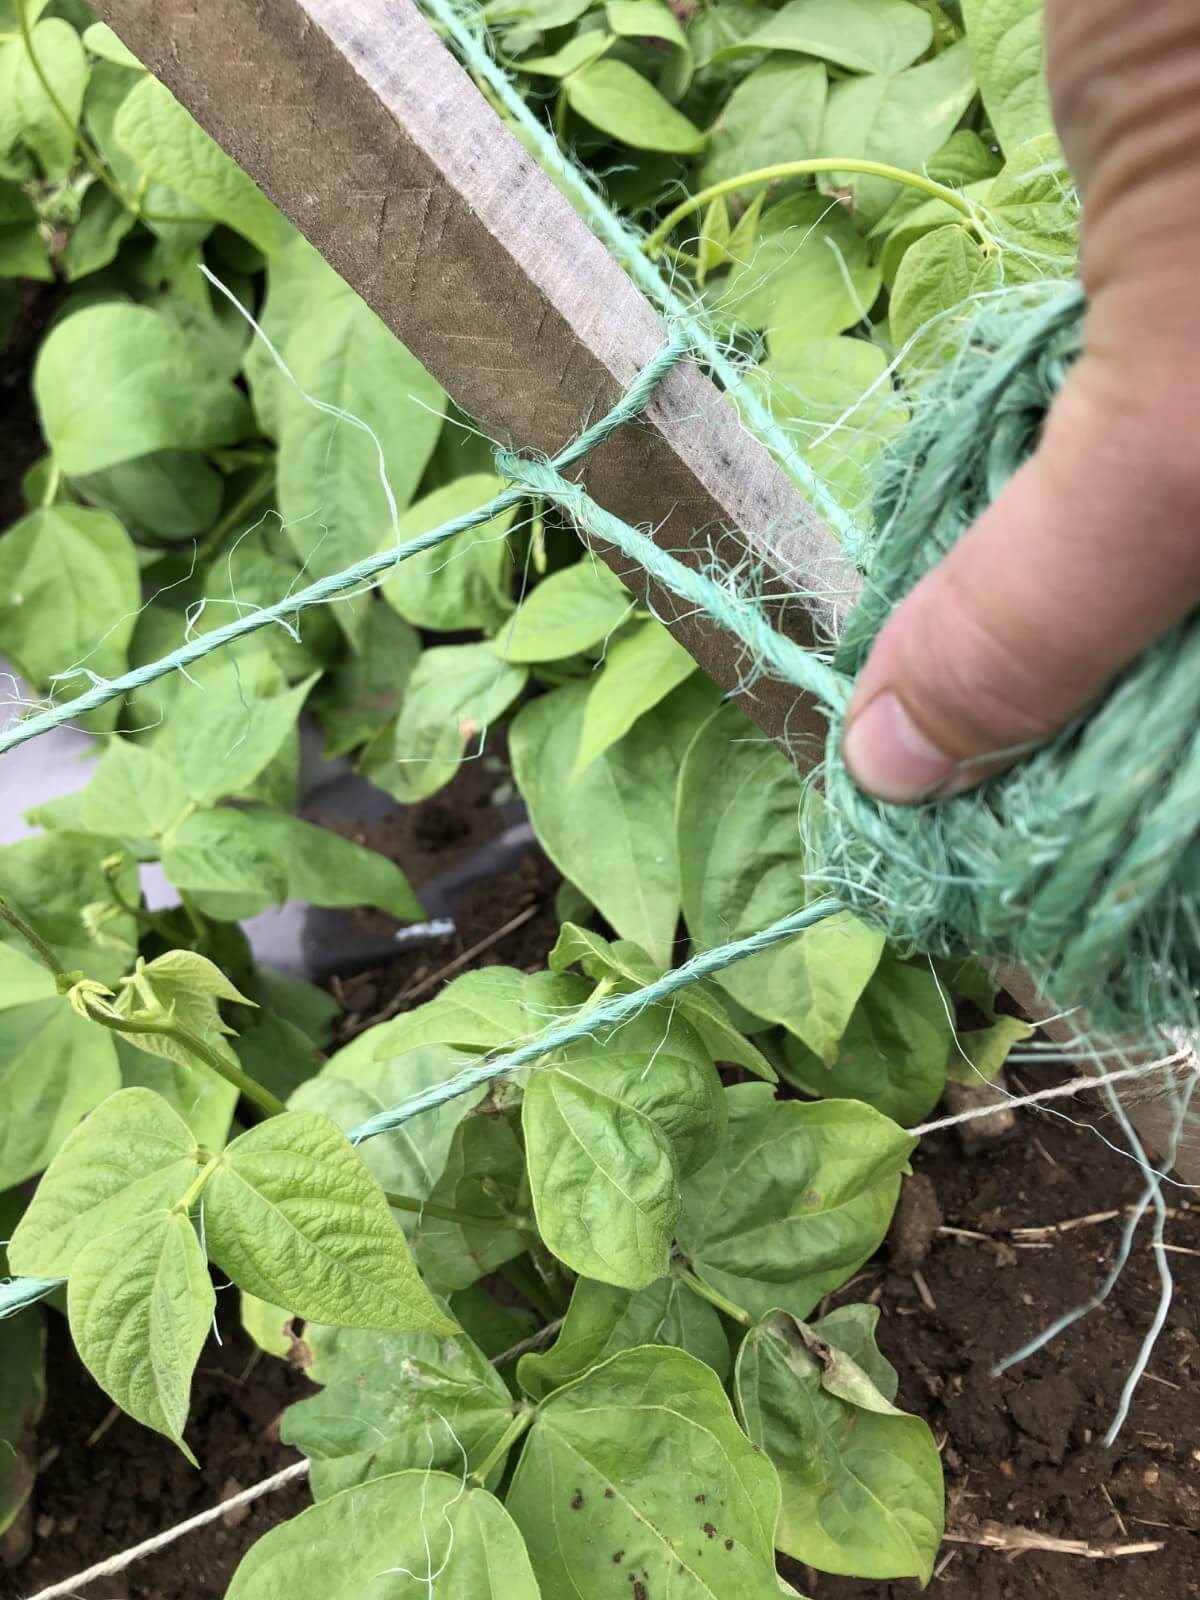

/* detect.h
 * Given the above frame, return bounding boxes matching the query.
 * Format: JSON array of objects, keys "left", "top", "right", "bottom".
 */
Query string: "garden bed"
[{"left": 3, "top": 791, "right": 1197, "bottom": 1600}]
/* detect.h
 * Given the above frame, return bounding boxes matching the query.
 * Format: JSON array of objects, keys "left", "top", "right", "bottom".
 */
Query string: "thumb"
[{"left": 840, "top": 346, "right": 1200, "bottom": 804}]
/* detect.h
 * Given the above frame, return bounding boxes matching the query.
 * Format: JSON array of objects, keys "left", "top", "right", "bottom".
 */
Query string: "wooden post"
[
  {"left": 94, "top": 0, "right": 1199, "bottom": 1178},
  {"left": 94, "top": 0, "right": 856, "bottom": 755}
]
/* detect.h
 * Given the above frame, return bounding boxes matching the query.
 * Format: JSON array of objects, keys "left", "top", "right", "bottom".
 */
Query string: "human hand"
[{"left": 842, "top": 0, "right": 1200, "bottom": 803}]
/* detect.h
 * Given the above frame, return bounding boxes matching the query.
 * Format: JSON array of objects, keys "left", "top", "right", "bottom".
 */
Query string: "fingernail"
[{"left": 842, "top": 692, "right": 956, "bottom": 803}]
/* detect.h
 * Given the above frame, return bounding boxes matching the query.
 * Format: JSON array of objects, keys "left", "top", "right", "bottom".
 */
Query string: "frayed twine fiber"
[{"left": 819, "top": 283, "right": 1200, "bottom": 1039}]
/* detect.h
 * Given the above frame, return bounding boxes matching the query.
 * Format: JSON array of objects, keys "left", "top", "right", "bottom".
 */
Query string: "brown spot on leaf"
[
  {"left": 724, "top": 1538, "right": 733, "bottom": 1551},
  {"left": 694, "top": 1493, "right": 706, "bottom": 1503},
  {"left": 633, "top": 1584, "right": 648, "bottom": 1600},
  {"left": 612, "top": 1550, "right": 624, "bottom": 1563},
  {"left": 604, "top": 1487, "right": 615, "bottom": 1499},
  {"left": 702, "top": 1522, "right": 717, "bottom": 1539},
  {"left": 570, "top": 1488, "right": 583, "bottom": 1510}
]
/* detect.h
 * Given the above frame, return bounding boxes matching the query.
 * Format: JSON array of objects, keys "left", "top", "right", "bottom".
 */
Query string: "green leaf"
[
  {"left": 677, "top": 1084, "right": 914, "bottom": 1320},
  {"left": 572, "top": 619, "right": 696, "bottom": 776},
  {"left": 523, "top": 1004, "right": 722, "bottom": 1288},
  {"left": 15, "top": 18, "right": 88, "bottom": 179},
  {"left": 494, "top": 557, "right": 630, "bottom": 663},
  {"left": 240, "top": 1291, "right": 294, "bottom": 1359},
  {"left": 382, "top": 473, "right": 514, "bottom": 632},
  {"left": 362, "top": 642, "right": 527, "bottom": 804},
  {"left": 412, "top": 1114, "right": 528, "bottom": 1293},
  {"left": 960, "top": 0, "right": 1052, "bottom": 154},
  {"left": 107, "top": 948, "right": 253, "bottom": 1077},
  {"left": 72, "top": 449, "right": 224, "bottom": 538},
  {"left": 753, "top": 334, "right": 908, "bottom": 515},
  {"left": 81, "top": 21, "right": 142, "bottom": 68},
  {"left": 60, "top": 180, "right": 136, "bottom": 279},
  {"left": 566, "top": 58, "right": 705, "bottom": 153},
  {"left": 8, "top": 1087, "right": 198, "bottom": 1277},
  {"left": 716, "top": 190, "right": 881, "bottom": 338},
  {"left": 251, "top": 233, "right": 445, "bottom": 639},
  {"left": 282, "top": 1322, "right": 515, "bottom": 1497},
  {"left": 68, "top": 1210, "right": 214, "bottom": 1459},
  {"left": 508, "top": 1346, "right": 784, "bottom": 1598},
  {"left": 986, "top": 131, "right": 1079, "bottom": 283},
  {"left": 511, "top": 678, "right": 686, "bottom": 966},
  {"left": 293, "top": 1036, "right": 484, "bottom": 1216},
  {"left": 514, "top": 30, "right": 613, "bottom": 77},
  {"left": 161, "top": 808, "right": 288, "bottom": 922},
  {"left": 372, "top": 967, "right": 589, "bottom": 1058},
  {"left": 203, "top": 1110, "right": 455, "bottom": 1333},
  {"left": 312, "top": 600, "right": 420, "bottom": 757},
  {"left": 678, "top": 702, "right": 884, "bottom": 1050},
  {"left": 226, "top": 1471, "right": 540, "bottom": 1598},
  {"left": 549, "top": 921, "right": 776, "bottom": 1080},
  {"left": 0, "top": 831, "right": 138, "bottom": 983},
  {"left": 0, "top": 1310, "right": 44, "bottom": 1538},
  {"left": 780, "top": 956, "right": 953, "bottom": 1124},
  {"left": 80, "top": 738, "right": 188, "bottom": 844},
  {"left": 0, "top": 181, "right": 49, "bottom": 278},
  {"left": 810, "top": 1301, "right": 899, "bottom": 1400},
  {"left": 889, "top": 221, "right": 1001, "bottom": 359},
  {"left": 0, "top": 505, "right": 138, "bottom": 706},
  {"left": 217, "top": 809, "right": 425, "bottom": 923},
  {"left": 700, "top": 57, "right": 827, "bottom": 187},
  {"left": 34, "top": 304, "right": 252, "bottom": 475},
  {"left": 151, "top": 656, "right": 317, "bottom": 808},
  {"left": 716, "top": 0, "right": 932, "bottom": 74},
  {"left": 519, "top": 1274, "right": 729, "bottom": 1399},
  {"left": 0, "top": 996, "right": 121, "bottom": 1192},
  {"left": 606, "top": 0, "right": 687, "bottom": 49},
  {"left": 736, "top": 1309, "right": 943, "bottom": 1578},
  {"left": 819, "top": 41, "right": 979, "bottom": 222},
  {"left": 113, "top": 73, "right": 281, "bottom": 255},
  {"left": 948, "top": 1012, "right": 1033, "bottom": 1085}
]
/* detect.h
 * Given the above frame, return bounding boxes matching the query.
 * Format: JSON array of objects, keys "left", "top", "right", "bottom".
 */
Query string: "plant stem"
[
  {"left": 0, "top": 895, "right": 65, "bottom": 978},
  {"left": 18, "top": 0, "right": 132, "bottom": 212},
  {"left": 498, "top": 1257, "right": 562, "bottom": 1323},
  {"left": 176, "top": 1154, "right": 222, "bottom": 1214},
  {"left": 102, "top": 861, "right": 179, "bottom": 943},
  {"left": 468, "top": 1406, "right": 534, "bottom": 1486},
  {"left": 674, "top": 1265, "right": 751, "bottom": 1325},
  {"left": 194, "top": 467, "right": 276, "bottom": 563},
  {"left": 81, "top": 1002, "right": 287, "bottom": 1119},
  {"left": 643, "top": 159, "right": 981, "bottom": 258},
  {"left": 383, "top": 1191, "right": 516, "bottom": 1231}
]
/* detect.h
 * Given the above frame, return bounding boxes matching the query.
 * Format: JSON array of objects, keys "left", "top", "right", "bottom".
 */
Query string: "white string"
[
  {"left": 21, "top": 1460, "right": 310, "bottom": 1600},
  {"left": 906, "top": 1055, "right": 1195, "bottom": 1138}
]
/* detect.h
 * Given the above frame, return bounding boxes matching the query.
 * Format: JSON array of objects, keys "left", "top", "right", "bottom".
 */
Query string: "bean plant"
[{"left": 0, "top": 0, "right": 1076, "bottom": 1592}]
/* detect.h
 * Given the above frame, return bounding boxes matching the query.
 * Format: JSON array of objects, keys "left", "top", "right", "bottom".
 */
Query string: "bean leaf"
[
  {"left": 735, "top": 1308, "right": 944, "bottom": 1579},
  {"left": 114, "top": 73, "right": 281, "bottom": 254},
  {"left": 494, "top": 557, "right": 631, "bottom": 663},
  {"left": 35, "top": 304, "right": 252, "bottom": 475},
  {"left": 382, "top": 473, "right": 515, "bottom": 633},
  {"left": 566, "top": 59, "right": 705, "bottom": 154},
  {"left": 511, "top": 679, "right": 689, "bottom": 967},
  {"left": 226, "top": 1472, "right": 540, "bottom": 1599},
  {"left": 518, "top": 1273, "right": 730, "bottom": 1398},
  {"left": 507, "top": 1346, "right": 784, "bottom": 1599},
  {"left": 282, "top": 1322, "right": 516, "bottom": 1497},
  {"left": 68, "top": 1210, "right": 214, "bottom": 1460},
  {"left": 523, "top": 1005, "right": 722, "bottom": 1288},
  {"left": 412, "top": 1114, "right": 529, "bottom": 1293},
  {"left": 8, "top": 1087, "right": 199, "bottom": 1278},
  {"left": 676, "top": 1084, "right": 914, "bottom": 1320},
  {"left": 203, "top": 1111, "right": 455, "bottom": 1333},
  {"left": 960, "top": 0, "right": 1053, "bottom": 155},
  {"left": 0, "top": 506, "right": 139, "bottom": 713},
  {"left": 715, "top": 0, "right": 932, "bottom": 74},
  {"left": 699, "top": 58, "right": 827, "bottom": 187},
  {"left": 573, "top": 619, "right": 696, "bottom": 776},
  {"left": 678, "top": 702, "right": 884, "bottom": 1056},
  {"left": 14, "top": 18, "right": 87, "bottom": 179}
]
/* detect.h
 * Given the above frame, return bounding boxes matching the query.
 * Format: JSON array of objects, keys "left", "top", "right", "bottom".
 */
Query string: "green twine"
[
  {"left": 1, "top": 899, "right": 841, "bottom": 1320},
  {"left": 0, "top": 333, "right": 692, "bottom": 757}
]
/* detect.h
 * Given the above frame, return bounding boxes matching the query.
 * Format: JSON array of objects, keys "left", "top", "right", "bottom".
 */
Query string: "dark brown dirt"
[
  {"left": 0, "top": 282, "right": 60, "bottom": 529},
  {"left": 791, "top": 1102, "right": 1200, "bottom": 1600}
]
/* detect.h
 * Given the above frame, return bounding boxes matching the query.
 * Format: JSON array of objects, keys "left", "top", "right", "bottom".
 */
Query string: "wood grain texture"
[{"left": 94, "top": 0, "right": 858, "bottom": 757}]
